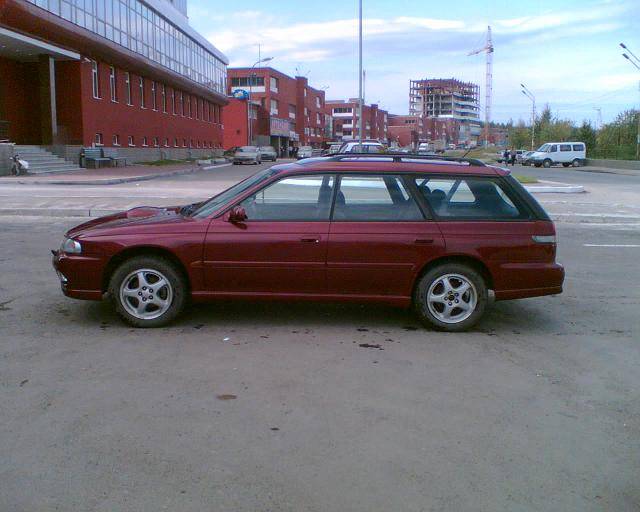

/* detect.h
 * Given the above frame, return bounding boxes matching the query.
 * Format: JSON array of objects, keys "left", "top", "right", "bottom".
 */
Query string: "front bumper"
[{"left": 52, "top": 249, "right": 104, "bottom": 301}]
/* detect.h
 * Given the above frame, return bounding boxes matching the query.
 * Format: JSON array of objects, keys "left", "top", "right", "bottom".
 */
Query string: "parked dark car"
[{"left": 53, "top": 155, "right": 564, "bottom": 331}]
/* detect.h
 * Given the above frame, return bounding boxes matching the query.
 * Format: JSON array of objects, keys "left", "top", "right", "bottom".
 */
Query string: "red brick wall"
[
  {"left": 55, "top": 61, "right": 83, "bottom": 145},
  {"left": 80, "top": 60, "right": 224, "bottom": 148}
]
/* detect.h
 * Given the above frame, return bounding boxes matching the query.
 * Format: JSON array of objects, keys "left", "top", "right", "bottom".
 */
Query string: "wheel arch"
[
  {"left": 102, "top": 245, "right": 191, "bottom": 294},
  {"left": 413, "top": 255, "right": 495, "bottom": 297}
]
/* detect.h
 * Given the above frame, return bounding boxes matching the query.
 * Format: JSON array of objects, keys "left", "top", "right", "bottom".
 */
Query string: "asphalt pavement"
[{"left": 0, "top": 215, "right": 639, "bottom": 511}]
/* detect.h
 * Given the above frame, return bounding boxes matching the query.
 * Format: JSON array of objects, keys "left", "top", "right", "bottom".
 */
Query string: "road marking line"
[{"left": 583, "top": 244, "right": 640, "bottom": 247}]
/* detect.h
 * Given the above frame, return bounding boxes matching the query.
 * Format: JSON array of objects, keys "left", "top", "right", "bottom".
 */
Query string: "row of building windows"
[
  {"left": 230, "top": 76, "right": 264, "bottom": 87},
  {"left": 91, "top": 61, "right": 221, "bottom": 122},
  {"left": 94, "top": 133, "right": 217, "bottom": 148},
  {"left": 28, "top": 0, "right": 226, "bottom": 93}
]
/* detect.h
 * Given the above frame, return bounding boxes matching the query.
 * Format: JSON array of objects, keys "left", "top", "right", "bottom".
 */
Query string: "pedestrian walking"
[
  {"left": 510, "top": 150, "right": 517, "bottom": 166},
  {"left": 503, "top": 148, "right": 509, "bottom": 164}
]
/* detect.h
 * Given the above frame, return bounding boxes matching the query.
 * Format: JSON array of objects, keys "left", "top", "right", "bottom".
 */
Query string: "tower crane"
[{"left": 468, "top": 26, "right": 493, "bottom": 146}]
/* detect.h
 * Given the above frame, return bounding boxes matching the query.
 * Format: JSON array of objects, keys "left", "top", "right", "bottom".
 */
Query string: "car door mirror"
[{"left": 228, "top": 206, "right": 248, "bottom": 223}]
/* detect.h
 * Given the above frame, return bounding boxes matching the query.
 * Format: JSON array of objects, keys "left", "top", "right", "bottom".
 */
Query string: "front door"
[
  {"left": 203, "top": 174, "right": 335, "bottom": 295},
  {"left": 327, "top": 174, "right": 445, "bottom": 299}
]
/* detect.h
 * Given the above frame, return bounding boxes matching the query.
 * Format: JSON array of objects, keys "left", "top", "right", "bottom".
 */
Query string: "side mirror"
[{"left": 228, "top": 206, "right": 247, "bottom": 223}]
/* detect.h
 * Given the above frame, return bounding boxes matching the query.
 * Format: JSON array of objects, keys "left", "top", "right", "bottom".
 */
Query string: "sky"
[{"left": 188, "top": 0, "right": 639, "bottom": 124}]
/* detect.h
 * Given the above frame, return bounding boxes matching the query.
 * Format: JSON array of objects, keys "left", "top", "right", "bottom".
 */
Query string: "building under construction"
[{"left": 409, "top": 78, "right": 482, "bottom": 146}]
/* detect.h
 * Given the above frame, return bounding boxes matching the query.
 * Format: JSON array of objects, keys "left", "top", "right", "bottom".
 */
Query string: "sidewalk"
[{"left": 0, "top": 161, "right": 230, "bottom": 186}]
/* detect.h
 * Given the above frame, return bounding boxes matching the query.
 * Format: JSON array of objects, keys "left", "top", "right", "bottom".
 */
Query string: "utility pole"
[
  {"left": 358, "top": 0, "right": 363, "bottom": 150},
  {"left": 248, "top": 57, "right": 273, "bottom": 145},
  {"left": 620, "top": 43, "right": 640, "bottom": 159},
  {"left": 521, "top": 83, "right": 536, "bottom": 150}
]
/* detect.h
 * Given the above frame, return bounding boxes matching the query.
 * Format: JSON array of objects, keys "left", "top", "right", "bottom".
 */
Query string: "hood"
[{"left": 66, "top": 206, "right": 195, "bottom": 239}]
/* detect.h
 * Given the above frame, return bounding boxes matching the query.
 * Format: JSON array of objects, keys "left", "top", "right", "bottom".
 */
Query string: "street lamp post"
[
  {"left": 521, "top": 83, "right": 536, "bottom": 150},
  {"left": 620, "top": 43, "right": 640, "bottom": 159},
  {"left": 247, "top": 57, "right": 273, "bottom": 146},
  {"left": 357, "top": 0, "right": 363, "bottom": 151}
]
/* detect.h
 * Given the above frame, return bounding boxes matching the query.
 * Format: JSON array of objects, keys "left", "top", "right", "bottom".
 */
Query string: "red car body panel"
[{"left": 52, "top": 160, "right": 564, "bottom": 307}]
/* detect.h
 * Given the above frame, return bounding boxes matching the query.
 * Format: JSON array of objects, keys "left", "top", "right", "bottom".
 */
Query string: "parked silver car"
[
  {"left": 258, "top": 146, "right": 277, "bottom": 162},
  {"left": 297, "top": 146, "right": 314, "bottom": 159},
  {"left": 233, "top": 146, "right": 262, "bottom": 165}
]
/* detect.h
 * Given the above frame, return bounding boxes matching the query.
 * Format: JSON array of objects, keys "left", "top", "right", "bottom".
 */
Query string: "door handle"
[
  {"left": 414, "top": 238, "right": 434, "bottom": 245},
  {"left": 300, "top": 237, "right": 320, "bottom": 243}
]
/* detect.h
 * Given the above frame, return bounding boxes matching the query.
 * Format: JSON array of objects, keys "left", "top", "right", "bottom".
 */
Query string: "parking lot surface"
[{"left": 1, "top": 214, "right": 638, "bottom": 511}]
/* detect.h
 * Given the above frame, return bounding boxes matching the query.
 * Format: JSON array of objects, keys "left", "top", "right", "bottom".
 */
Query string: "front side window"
[
  {"left": 240, "top": 175, "right": 336, "bottom": 221},
  {"left": 191, "top": 167, "right": 280, "bottom": 218},
  {"left": 414, "top": 177, "right": 526, "bottom": 220},
  {"left": 334, "top": 175, "right": 423, "bottom": 221}
]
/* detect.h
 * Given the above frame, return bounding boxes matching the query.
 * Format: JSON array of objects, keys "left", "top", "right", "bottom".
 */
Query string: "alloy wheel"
[
  {"left": 119, "top": 268, "right": 173, "bottom": 320},
  {"left": 427, "top": 273, "right": 477, "bottom": 324}
]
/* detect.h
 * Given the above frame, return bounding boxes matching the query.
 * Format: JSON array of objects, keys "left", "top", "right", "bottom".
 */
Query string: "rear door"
[
  {"left": 327, "top": 174, "right": 445, "bottom": 299},
  {"left": 203, "top": 174, "right": 335, "bottom": 295}
]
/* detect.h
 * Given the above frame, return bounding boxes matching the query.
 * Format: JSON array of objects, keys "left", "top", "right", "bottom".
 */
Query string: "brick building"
[
  {"left": 0, "top": 0, "right": 228, "bottom": 164},
  {"left": 227, "top": 67, "right": 326, "bottom": 153},
  {"left": 387, "top": 114, "right": 424, "bottom": 148},
  {"left": 325, "top": 99, "right": 388, "bottom": 143}
]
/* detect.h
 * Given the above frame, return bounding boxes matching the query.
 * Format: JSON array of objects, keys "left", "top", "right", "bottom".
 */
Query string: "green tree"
[
  {"left": 596, "top": 109, "right": 639, "bottom": 160},
  {"left": 574, "top": 121, "right": 597, "bottom": 154}
]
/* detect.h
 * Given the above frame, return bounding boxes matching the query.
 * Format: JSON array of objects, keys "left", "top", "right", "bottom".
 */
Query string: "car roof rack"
[{"left": 322, "top": 153, "right": 487, "bottom": 167}]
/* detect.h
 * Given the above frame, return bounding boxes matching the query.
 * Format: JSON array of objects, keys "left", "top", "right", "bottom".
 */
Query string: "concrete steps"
[{"left": 13, "top": 145, "right": 81, "bottom": 174}]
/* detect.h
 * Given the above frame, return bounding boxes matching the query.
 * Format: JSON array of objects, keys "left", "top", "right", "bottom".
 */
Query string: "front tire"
[
  {"left": 413, "top": 263, "right": 488, "bottom": 332},
  {"left": 109, "top": 256, "right": 186, "bottom": 328},
  {"left": 562, "top": 163, "right": 570, "bottom": 167},
  {"left": 543, "top": 159, "right": 552, "bottom": 168}
]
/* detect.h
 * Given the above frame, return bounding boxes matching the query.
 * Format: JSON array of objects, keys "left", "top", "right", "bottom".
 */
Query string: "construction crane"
[{"left": 468, "top": 26, "right": 493, "bottom": 146}]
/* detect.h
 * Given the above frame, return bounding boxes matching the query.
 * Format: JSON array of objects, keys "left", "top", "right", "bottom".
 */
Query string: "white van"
[{"left": 530, "top": 142, "right": 586, "bottom": 168}]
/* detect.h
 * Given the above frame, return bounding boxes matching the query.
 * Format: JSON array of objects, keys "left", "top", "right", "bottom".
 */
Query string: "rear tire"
[
  {"left": 109, "top": 256, "right": 186, "bottom": 328},
  {"left": 562, "top": 163, "right": 570, "bottom": 168},
  {"left": 572, "top": 159, "right": 581, "bottom": 167},
  {"left": 413, "top": 263, "right": 488, "bottom": 332},
  {"left": 543, "top": 159, "right": 552, "bottom": 168}
]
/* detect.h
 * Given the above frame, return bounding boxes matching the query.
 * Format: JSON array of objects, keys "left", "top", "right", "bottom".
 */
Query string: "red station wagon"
[{"left": 52, "top": 155, "right": 564, "bottom": 331}]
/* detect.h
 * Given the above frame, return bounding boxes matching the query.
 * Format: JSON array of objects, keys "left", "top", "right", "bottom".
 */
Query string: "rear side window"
[
  {"left": 414, "top": 177, "right": 528, "bottom": 220},
  {"left": 560, "top": 144, "right": 572, "bottom": 152},
  {"left": 334, "top": 175, "right": 423, "bottom": 221},
  {"left": 572, "top": 144, "right": 584, "bottom": 151}
]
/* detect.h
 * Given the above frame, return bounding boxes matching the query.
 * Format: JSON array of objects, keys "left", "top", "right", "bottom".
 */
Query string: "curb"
[
  {"left": 0, "top": 163, "right": 231, "bottom": 186},
  {"left": 525, "top": 184, "right": 585, "bottom": 194}
]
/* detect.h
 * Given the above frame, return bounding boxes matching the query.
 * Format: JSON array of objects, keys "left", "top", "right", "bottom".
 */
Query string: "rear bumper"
[
  {"left": 494, "top": 262, "right": 565, "bottom": 301},
  {"left": 52, "top": 250, "right": 104, "bottom": 301}
]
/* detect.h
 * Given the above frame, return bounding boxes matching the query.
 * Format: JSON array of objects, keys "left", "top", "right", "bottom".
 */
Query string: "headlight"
[{"left": 61, "top": 237, "right": 82, "bottom": 254}]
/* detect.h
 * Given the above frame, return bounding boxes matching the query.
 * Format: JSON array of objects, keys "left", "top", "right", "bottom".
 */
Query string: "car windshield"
[
  {"left": 537, "top": 144, "right": 550, "bottom": 152},
  {"left": 238, "top": 146, "right": 257, "bottom": 153},
  {"left": 190, "top": 168, "right": 279, "bottom": 218}
]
